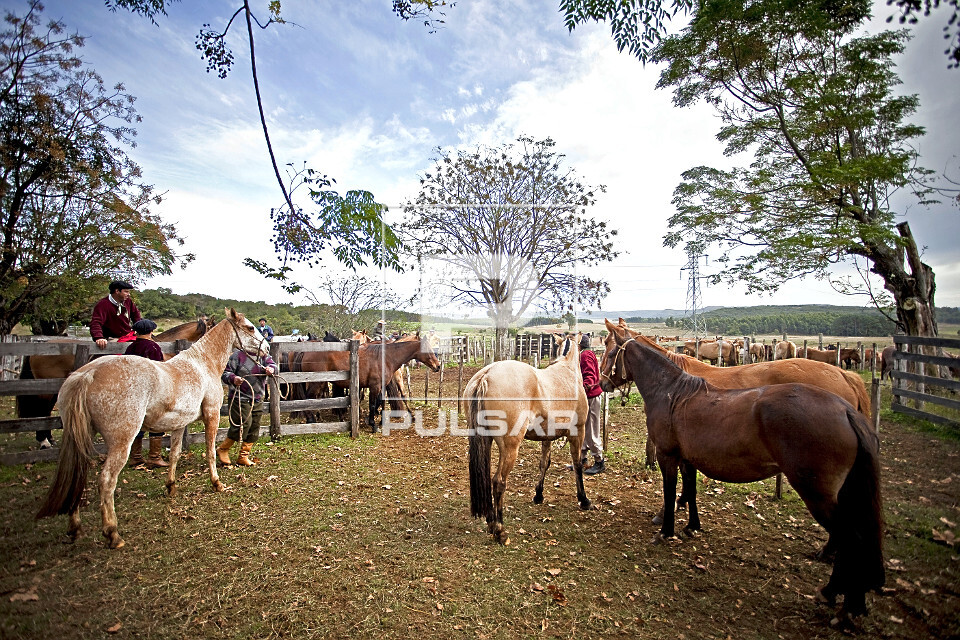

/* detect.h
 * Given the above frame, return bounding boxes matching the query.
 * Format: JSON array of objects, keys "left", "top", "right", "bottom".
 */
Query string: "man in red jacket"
[
  {"left": 579, "top": 334, "right": 606, "bottom": 475},
  {"left": 90, "top": 280, "right": 141, "bottom": 348}
]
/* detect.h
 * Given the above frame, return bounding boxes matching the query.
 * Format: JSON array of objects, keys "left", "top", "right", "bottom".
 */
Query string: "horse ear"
[
  {"left": 225, "top": 307, "right": 234, "bottom": 320},
  {"left": 604, "top": 318, "right": 617, "bottom": 331},
  {"left": 612, "top": 328, "right": 628, "bottom": 346}
]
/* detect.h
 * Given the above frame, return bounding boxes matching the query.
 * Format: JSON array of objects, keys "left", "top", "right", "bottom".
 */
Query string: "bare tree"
[{"left": 399, "top": 136, "right": 618, "bottom": 359}]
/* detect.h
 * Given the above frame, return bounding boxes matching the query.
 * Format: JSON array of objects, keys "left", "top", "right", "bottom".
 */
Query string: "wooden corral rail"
[
  {"left": 0, "top": 338, "right": 360, "bottom": 466},
  {"left": 268, "top": 340, "right": 360, "bottom": 439},
  {"left": 890, "top": 335, "right": 960, "bottom": 428}
]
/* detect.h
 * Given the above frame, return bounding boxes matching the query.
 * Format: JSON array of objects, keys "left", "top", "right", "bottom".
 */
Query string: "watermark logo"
[{"left": 381, "top": 409, "right": 580, "bottom": 437}]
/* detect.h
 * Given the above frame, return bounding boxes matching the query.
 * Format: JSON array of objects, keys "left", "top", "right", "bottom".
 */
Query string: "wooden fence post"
[
  {"left": 349, "top": 340, "right": 360, "bottom": 438},
  {"left": 457, "top": 338, "right": 464, "bottom": 414},
  {"left": 269, "top": 342, "right": 281, "bottom": 440}
]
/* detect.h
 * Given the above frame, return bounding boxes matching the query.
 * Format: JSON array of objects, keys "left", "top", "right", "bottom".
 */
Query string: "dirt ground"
[{"left": 0, "top": 364, "right": 958, "bottom": 639}]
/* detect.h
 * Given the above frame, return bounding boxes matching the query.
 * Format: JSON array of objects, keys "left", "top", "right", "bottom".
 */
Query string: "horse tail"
[
  {"left": 841, "top": 370, "right": 872, "bottom": 419},
  {"left": 36, "top": 371, "right": 97, "bottom": 519},
  {"left": 468, "top": 374, "right": 492, "bottom": 520},
  {"left": 833, "top": 408, "right": 885, "bottom": 598}
]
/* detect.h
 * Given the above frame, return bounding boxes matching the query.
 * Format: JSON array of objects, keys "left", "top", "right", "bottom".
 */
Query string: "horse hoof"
[
  {"left": 104, "top": 530, "right": 124, "bottom": 549},
  {"left": 579, "top": 499, "right": 592, "bottom": 511},
  {"left": 816, "top": 585, "right": 837, "bottom": 606},
  {"left": 813, "top": 546, "right": 836, "bottom": 563},
  {"left": 533, "top": 493, "right": 544, "bottom": 505},
  {"left": 651, "top": 514, "right": 664, "bottom": 526},
  {"left": 682, "top": 527, "right": 700, "bottom": 538},
  {"left": 651, "top": 534, "right": 669, "bottom": 545},
  {"left": 166, "top": 483, "right": 177, "bottom": 497},
  {"left": 213, "top": 480, "right": 226, "bottom": 492}
]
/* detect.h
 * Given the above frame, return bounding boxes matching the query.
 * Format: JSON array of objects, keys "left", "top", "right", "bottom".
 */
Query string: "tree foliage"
[
  {"left": 560, "top": 0, "right": 960, "bottom": 68},
  {"left": 652, "top": 0, "right": 943, "bottom": 336},
  {"left": 399, "top": 136, "right": 618, "bottom": 356},
  {"left": 0, "top": 1, "right": 190, "bottom": 336}
]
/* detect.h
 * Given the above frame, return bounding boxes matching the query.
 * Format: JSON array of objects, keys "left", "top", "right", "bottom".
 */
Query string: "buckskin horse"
[
  {"left": 468, "top": 338, "right": 590, "bottom": 545},
  {"left": 36, "top": 309, "right": 267, "bottom": 549},
  {"left": 17, "top": 317, "right": 216, "bottom": 439},
  {"left": 600, "top": 330, "right": 884, "bottom": 627}
]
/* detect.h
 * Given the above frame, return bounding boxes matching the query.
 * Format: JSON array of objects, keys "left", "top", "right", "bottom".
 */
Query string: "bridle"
[{"left": 599, "top": 337, "right": 635, "bottom": 389}]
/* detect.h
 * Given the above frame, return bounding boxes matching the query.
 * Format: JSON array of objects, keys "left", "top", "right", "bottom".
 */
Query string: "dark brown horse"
[
  {"left": 291, "top": 337, "right": 440, "bottom": 427},
  {"left": 600, "top": 331, "right": 884, "bottom": 625},
  {"left": 16, "top": 317, "right": 215, "bottom": 441}
]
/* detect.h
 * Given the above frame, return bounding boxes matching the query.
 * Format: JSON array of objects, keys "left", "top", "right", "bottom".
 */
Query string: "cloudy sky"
[{"left": 28, "top": 0, "right": 960, "bottom": 314}]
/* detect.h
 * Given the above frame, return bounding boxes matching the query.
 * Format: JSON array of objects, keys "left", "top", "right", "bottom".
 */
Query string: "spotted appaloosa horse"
[{"left": 36, "top": 309, "right": 267, "bottom": 549}]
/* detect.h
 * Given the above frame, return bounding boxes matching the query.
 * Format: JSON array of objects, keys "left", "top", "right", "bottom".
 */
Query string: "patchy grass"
[{"left": 0, "top": 367, "right": 958, "bottom": 639}]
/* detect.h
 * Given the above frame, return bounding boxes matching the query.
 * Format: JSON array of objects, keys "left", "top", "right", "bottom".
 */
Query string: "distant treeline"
[
  {"left": 135, "top": 290, "right": 960, "bottom": 338},
  {"left": 136, "top": 288, "right": 422, "bottom": 337},
  {"left": 623, "top": 304, "right": 960, "bottom": 337}
]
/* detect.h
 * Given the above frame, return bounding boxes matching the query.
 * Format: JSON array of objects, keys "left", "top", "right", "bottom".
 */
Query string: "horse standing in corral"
[
  {"left": 36, "top": 309, "right": 267, "bottom": 549},
  {"left": 682, "top": 339, "right": 739, "bottom": 366},
  {"left": 600, "top": 331, "right": 884, "bottom": 626},
  {"left": 838, "top": 348, "right": 862, "bottom": 370},
  {"left": 16, "top": 317, "right": 216, "bottom": 442},
  {"left": 748, "top": 342, "right": 766, "bottom": 363},
  {"left": 292, "top": 337, "right": 440, "bottom": 427},
  {"left": 468, "top": 339, "right": 590, "bottom": 545},
  {"left": 806, "top": 347, "right": 842, "bottom": 366},
  {"left": 775, "top": 340, "right": 797, "bottom": 360},
  {"left": 880, "top": 346, "right": 896, "bottom": 380}
]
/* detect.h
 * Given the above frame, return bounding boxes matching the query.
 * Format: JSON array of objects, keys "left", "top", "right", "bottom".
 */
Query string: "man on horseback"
[
  {"left": 217, "top": 349, "right": 277, "bottom": 467},
  {"left": 90, "top": 280, "right": 141, "bottom": 349}
]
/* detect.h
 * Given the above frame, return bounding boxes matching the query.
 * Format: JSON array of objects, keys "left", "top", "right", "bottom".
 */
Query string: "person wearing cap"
[
  {"left": 217, "top": 348, "right": 277, "bottom": 467},
  {"left": 373, "top": 319, "right": 386, "bottom": 341},
  {"left": 258, "top": 318, "right": 274, "bottom": 342},
  {"left": 123, "top": 319, "right": 169, "bottom": 468},
  {"left": 90, "top": 280, "right": 141, "bottom": 349}
]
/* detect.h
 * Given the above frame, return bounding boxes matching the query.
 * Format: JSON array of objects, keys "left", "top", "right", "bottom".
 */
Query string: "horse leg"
[
  {"left": 569, "top": 430, "right": 591, "bottom": 511},
  {"left": 644, "top": 426, "right": 657, "bottom": 469},
  {"left": 98, "top": 444, "right": 131, "bottom": 549},
  {"left": 655, "top": 455, "right": 680, "bottom": 543},
  {"left": 165, "top": 428, "right": 185, "bottom": 497},
  {"left": 200, "top": 407, "right": 225, "bottom": 492},
  {"left": 680, "top": 461, "right": 700, "bottom": 536},
  {"left": 490, "top": 437, "right": 520, "bottom": 545},
  {"left": 533, "top": 441, "right": 551, "bottom": 504},
  {"left": 67, "top": 508, "right": 82, "bottom": 542}
]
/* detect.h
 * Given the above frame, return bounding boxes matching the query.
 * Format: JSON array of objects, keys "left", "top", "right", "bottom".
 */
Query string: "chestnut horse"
[
  {"left": 17, "top": 317, "right": 216, "bottom": 439},
  {"left": 468, "top": 340, "right": 590, "bottom": 545},
  {"left": 682, "top": 339, "right": 738, "bottom": 366},
  {"left": 291, "top": 337, "right": 440, "bottom": 427},
  {"left": 806, "top": 347, "right": 841, "bottom": 366},
  {"left": 36, "top": 309, "right": 267, "bottom": 549},
  {"left": 600, "top": 332, "right": 884, "bottom": 625}
]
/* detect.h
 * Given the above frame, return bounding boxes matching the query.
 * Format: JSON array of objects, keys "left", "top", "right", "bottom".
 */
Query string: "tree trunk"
[{"left": 884, "top": 222, "right": 939, "bottom": 339}]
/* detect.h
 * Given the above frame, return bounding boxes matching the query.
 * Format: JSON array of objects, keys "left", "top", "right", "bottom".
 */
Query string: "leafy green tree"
[
  {"left": 399, "top": 136, "right": 618, "bottom": 359},
  {"left": 560, "top": 0, "right": 959, "bottom": 68},
  {"left": 650, "top": 0, "right": 941, "bottom": 338},
  {"left": 0, "top": 2, "right": 190, "bottom": 336}
]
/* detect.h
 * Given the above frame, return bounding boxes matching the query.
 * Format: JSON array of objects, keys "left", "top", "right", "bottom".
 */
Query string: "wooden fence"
[
  {"left": 0, "top": 338, "right": 359, "bottom": 465},
  {"left": 889, "top": 335, "right": 960, "bottom": 428}
]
